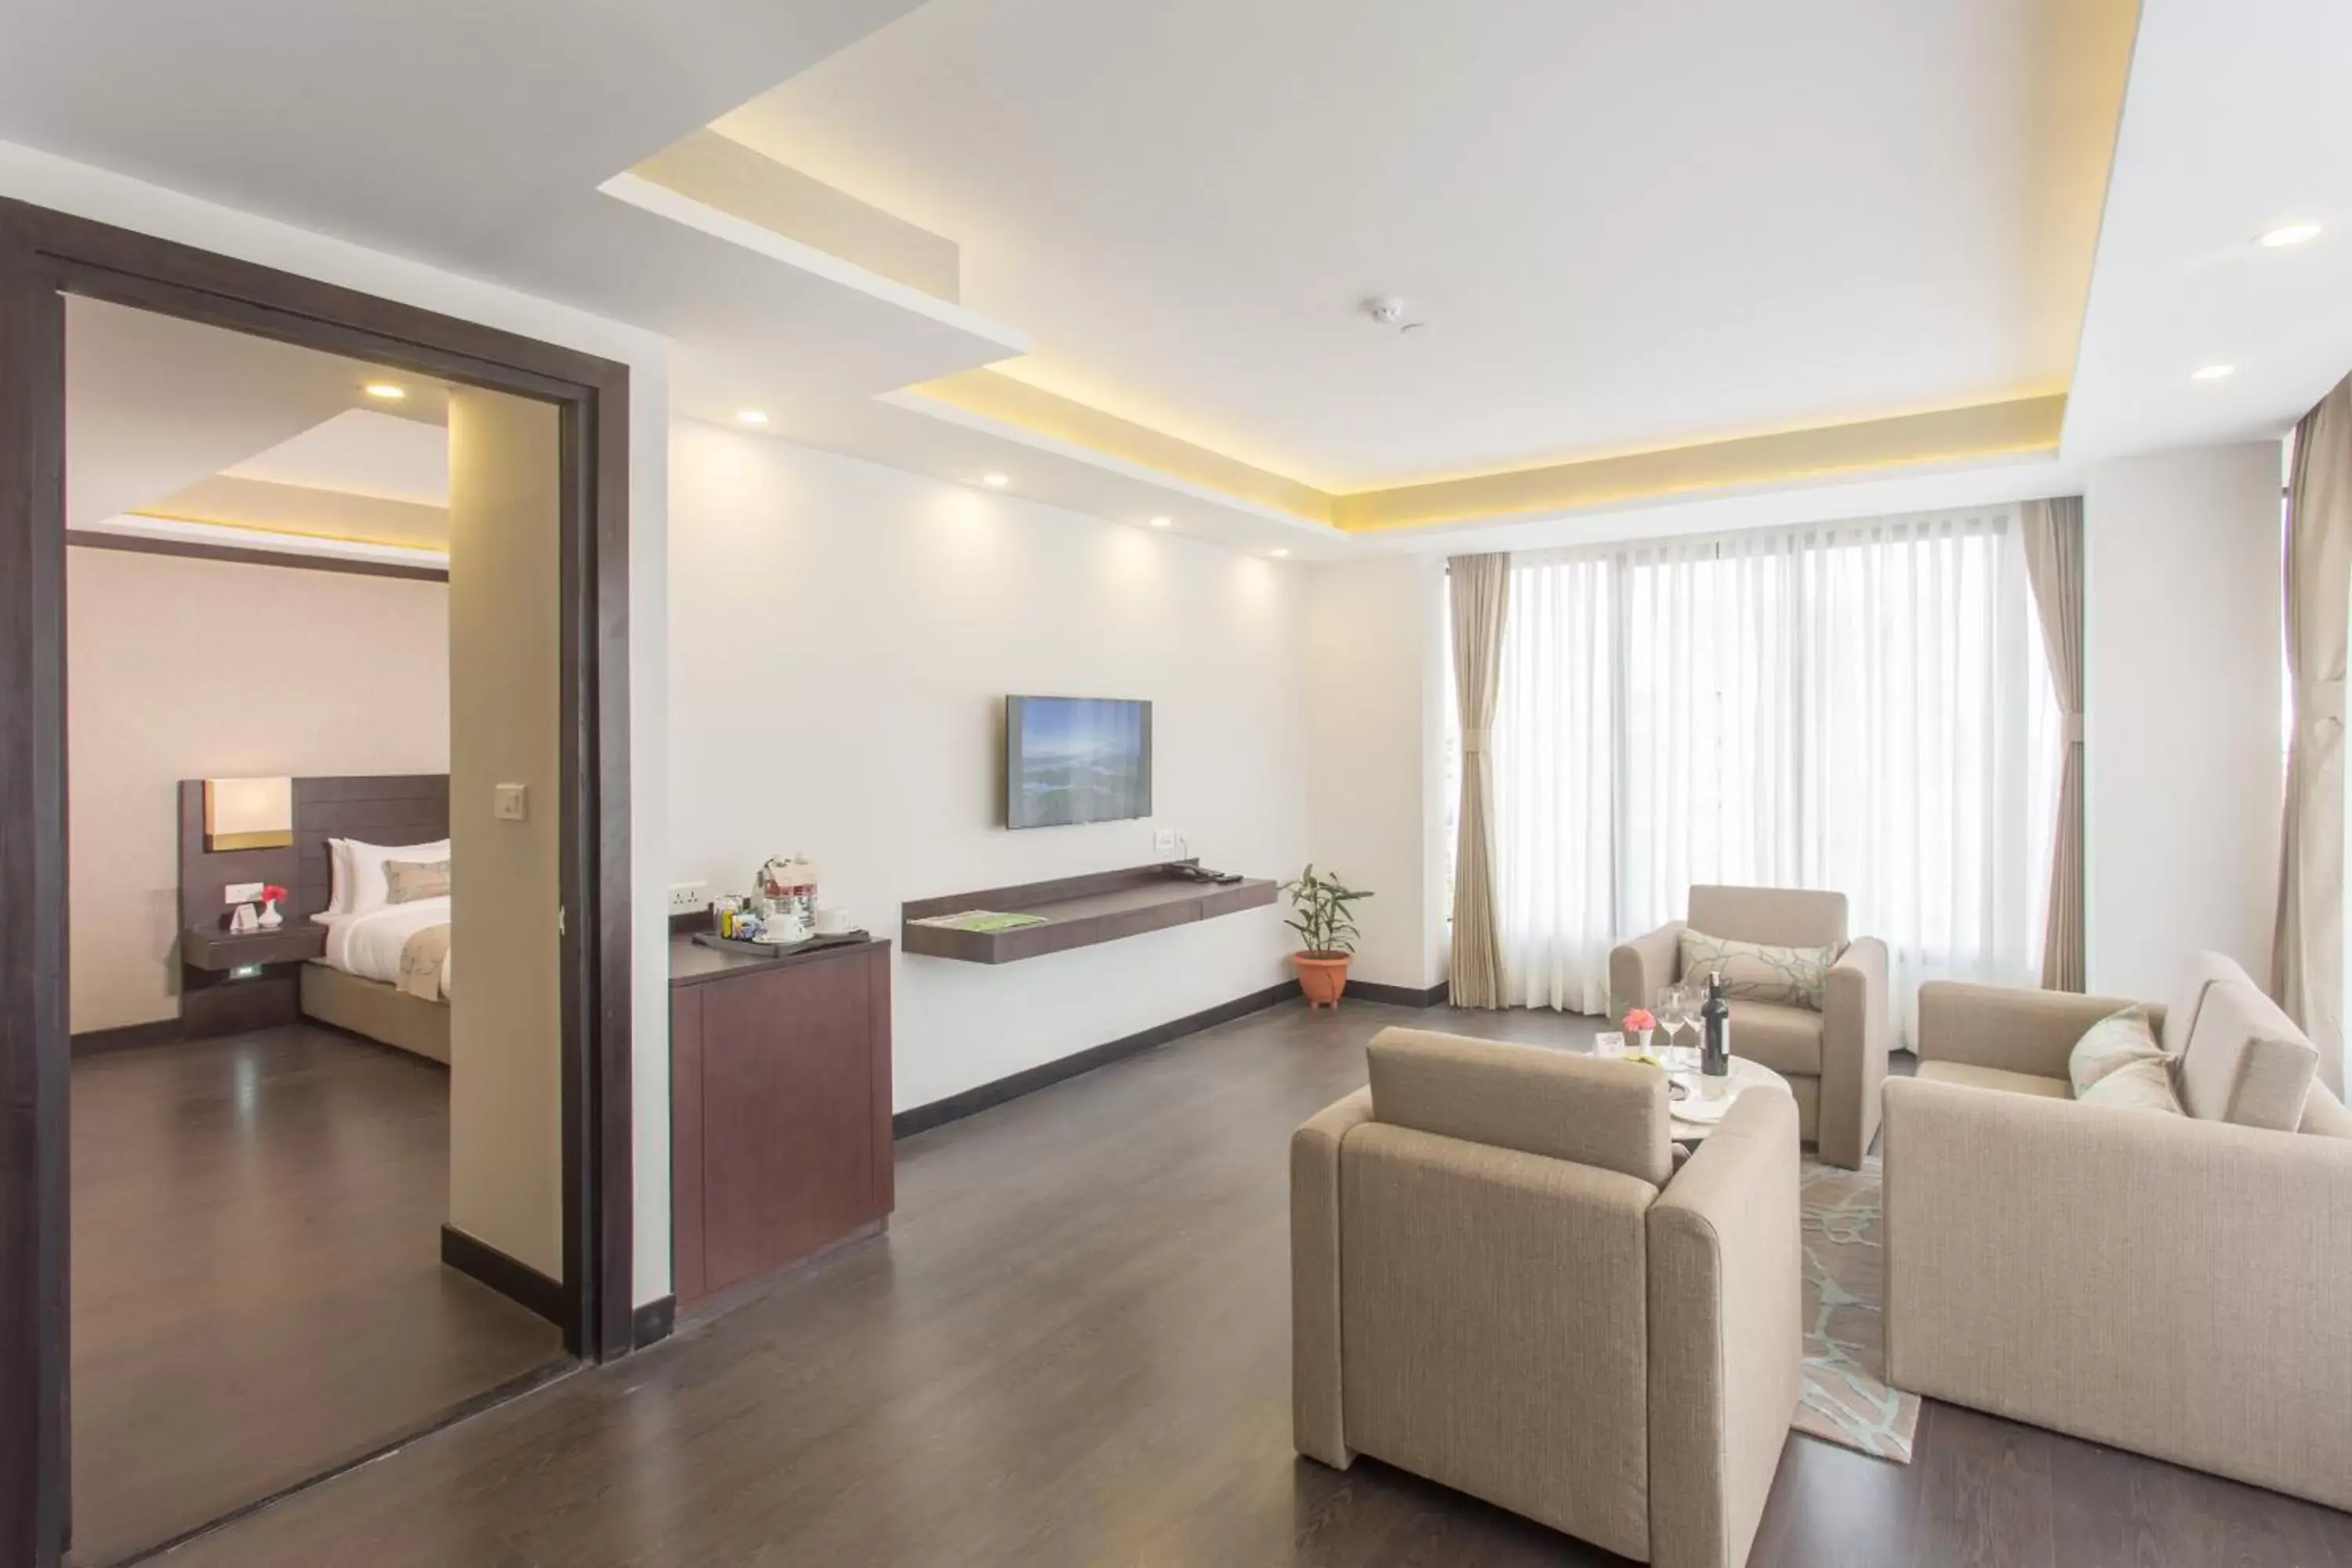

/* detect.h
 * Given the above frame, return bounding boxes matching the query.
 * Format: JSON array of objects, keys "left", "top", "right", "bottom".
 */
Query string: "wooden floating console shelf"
[{"left": 902, "top": 862, "right": 1277, "bottom": 964}]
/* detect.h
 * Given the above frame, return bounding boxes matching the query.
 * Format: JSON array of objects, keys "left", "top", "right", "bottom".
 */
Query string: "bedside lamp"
[{"left": 204, "top": 776, "right": 293, "bottom": 851}]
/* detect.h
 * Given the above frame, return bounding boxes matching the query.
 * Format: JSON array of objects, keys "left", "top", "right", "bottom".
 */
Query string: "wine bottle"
[{"left": 1700, "top": 971, "right": 1731, "bottom": 1077}]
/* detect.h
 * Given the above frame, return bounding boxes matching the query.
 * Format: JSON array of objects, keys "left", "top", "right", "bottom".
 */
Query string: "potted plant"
[{"left": 1281, "top": 864, "right": 1372, "bottom": 1010}]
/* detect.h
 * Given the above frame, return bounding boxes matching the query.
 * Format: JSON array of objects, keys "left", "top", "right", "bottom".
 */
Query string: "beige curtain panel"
[
  {"left": 2020, "top": 496, "right": 2086, "bottom": 993},
  {"left": 2276, "top": 372, "right": 2352, "bottom": 1095},
  {"left": 1448, "top": 553, "right": 1511, "bottom": 1009}
]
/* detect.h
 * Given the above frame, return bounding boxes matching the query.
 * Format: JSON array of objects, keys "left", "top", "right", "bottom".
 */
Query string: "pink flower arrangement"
[{"left": 1622, "top": 1007, "right": 1657, "bottom": 1032}]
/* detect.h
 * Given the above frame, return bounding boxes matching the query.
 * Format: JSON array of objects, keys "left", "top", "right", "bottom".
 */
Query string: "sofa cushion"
[
  {"left": 2303, "top": 1082, "right": 2352, "bottom": 1140},
  {"left": 1682, "top": 931, "right": 1838, "bottom": 1011},
  {"left": 1915, "top": 1060, "right": 2073, "bottom": 1099},
  {"left": 1722, "top": 1000, "right": 1823, "bottom": 1076},
  {"left": 1366, "top": 1028, "right": 1672, "bottom": 1186},
  {"left": 2067, "top": 1005, "right": 2166, "bottom": 1096},
  {"left": 2177, "top": 979, "right": 2320, "bottom": 1131},
  {"left": 2074, "top": 1056, "right": 2185, "bottom": 1116},
  {"left": 2160, "top": 950, "right": 2252, "bottom": 1054}
]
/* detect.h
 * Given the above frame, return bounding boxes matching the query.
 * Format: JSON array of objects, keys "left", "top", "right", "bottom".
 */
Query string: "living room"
[{"left": 2, "top": 2, "right": 2350, "bottom": 1566}]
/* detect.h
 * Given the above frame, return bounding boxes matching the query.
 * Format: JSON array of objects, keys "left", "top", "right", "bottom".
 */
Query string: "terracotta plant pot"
[{"left": 1293, "top": 952, "right": 1352, "bottom": 1010}]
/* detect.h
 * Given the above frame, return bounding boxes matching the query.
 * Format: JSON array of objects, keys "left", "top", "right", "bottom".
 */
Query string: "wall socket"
[
  {"left": 223, "top": 881, "right": 265, "bottom": 905},
  {"left": 1152, "top": 827, "right": 1178, "bottom": 855},
  {"left": 493, "top": 782, "right": 529, "bottom": 822},
  {"left": 668, "top": 880, "right": 710, "bottom": 914}
]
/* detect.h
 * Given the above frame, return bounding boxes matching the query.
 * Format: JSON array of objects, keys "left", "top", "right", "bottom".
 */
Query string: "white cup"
[{"left": 813, "top": 906, "right": 851, "bottom": 936}]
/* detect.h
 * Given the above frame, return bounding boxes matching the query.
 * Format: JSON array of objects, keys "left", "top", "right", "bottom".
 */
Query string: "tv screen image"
[{"left": 1005, "top": 696, "right": 1152, "bottom": 829}]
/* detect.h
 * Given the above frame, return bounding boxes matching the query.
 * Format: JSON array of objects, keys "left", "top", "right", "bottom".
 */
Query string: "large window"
[{"left": 1487, "top": 508, "right": 2060, "bottom": 1041}]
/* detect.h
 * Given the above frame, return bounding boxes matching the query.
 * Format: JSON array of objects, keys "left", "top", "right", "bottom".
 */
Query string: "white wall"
[
  {"left": 5, "top": 140, "right": 676, "bottom": 1308},
  {"left": 65, "top": 547, "right": 449, "bottom": 1033},
  {"left": 2084, "top": 440, "right": 2284, "bottom": 1000},
  {"left": 1298, "top": 554, "right": 1451, "bottom": 990},
  {"left": 668, "top": 422, "right": 1306, "bottom": 1111}
]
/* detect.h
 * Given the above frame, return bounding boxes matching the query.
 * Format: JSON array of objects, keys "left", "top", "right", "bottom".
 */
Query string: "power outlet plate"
[
  {"left": 493, "top": 782, "right": 528, "bottom": 822},
  {"left": 668, "top": 881, "right": 710, "bottom": 914},
  {"left": 1152, "top": 827, "right": 1178, "bottom": 855},
  {"left": 223, "top": 881, "right": 265, "bottom": 905}
]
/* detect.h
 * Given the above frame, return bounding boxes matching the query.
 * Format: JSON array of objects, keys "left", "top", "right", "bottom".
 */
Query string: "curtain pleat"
[
  {"left": 1448, "top": 554, "right": 1511, "bottom": 1008},
  {"left": 2274, "top": 373, "right": 2352, "bottom": 1094},
  {"left": 2020, "top": 496, "right": 2086, "bottom": 992}
]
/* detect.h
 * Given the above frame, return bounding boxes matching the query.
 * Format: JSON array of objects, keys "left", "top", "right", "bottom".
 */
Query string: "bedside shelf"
[
  {"left": 902, "top": 862, "right": 1277, "bottom": 964},
  {"left": 181, "top": 924, "right": 325, "bottom": 971}
]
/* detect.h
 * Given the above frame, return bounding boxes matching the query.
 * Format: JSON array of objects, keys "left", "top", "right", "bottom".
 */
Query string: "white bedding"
[{"left": 320, "top": 896, "right": 453, "bottom": 998}]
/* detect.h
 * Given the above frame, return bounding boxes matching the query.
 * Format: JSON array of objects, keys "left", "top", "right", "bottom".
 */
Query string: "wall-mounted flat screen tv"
[{"left": 1005, "top": 695, "right": 1152, "bottom": 829}]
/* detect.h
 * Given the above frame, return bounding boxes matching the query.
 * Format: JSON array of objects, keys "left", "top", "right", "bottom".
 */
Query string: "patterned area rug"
[{"left": 1794, "top": 1156, "right": 1921, "bottom": 1462}]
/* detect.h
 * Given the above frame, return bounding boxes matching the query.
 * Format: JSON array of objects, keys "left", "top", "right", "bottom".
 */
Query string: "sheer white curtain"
[{"left": 1490, "top": 508, "right": 2059, "bottom": 1040}]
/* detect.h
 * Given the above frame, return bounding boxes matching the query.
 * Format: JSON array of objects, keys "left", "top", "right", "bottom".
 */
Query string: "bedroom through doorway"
[{"left": 58, "top": 299, "right": 572, "bottom": 1566}]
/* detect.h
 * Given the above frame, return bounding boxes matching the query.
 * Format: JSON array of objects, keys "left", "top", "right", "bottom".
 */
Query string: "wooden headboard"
[{"left": 177, "top": 774, "right": 450, "bottom": 931}]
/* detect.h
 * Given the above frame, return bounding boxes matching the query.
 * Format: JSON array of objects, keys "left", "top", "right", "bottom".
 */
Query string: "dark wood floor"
[
  {"left": 70, "top": 1025, "right": 566, "bottom": 1566},
  {"left": 154, "top": 999, "right": 2352, "bottom": 1567}
]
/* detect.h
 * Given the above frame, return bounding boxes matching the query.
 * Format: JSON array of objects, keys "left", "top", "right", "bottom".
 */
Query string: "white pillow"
[{"left": 336, "top": 837, "right": 450, "bottom": 915}]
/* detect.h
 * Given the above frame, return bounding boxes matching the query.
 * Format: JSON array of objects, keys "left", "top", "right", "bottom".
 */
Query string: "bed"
[{"left": 289, "top": 776, "right": 453, "bottom": 1065}]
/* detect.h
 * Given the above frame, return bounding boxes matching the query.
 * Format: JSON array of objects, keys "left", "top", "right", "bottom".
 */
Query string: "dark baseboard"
[
  {"left": 630, "top": 1294, "right": 677, "bottom": 1348},
  {"left": 70, "top": 1018, "right": 184, "bottom": 1055},
  {"left": 1341, "top": 978, "right": 1451, "bottom": 1008},
  {"left": 441, "top": 1225, "right": 565, "bottom": 1327},
  {"left": 893, "top": 981, "right": 1300, "bottom": 1139}
]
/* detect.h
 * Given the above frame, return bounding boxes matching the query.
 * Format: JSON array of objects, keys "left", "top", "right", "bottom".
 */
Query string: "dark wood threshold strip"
[
  {"left": 892, "top": 981, "right": 1300, "bottom": 1138},
  {"left": 440, "top": 1226, "right": 565, "bottom": 1326},
  {"left": 108, "top": 1356, "right": 575, "bottom": 1568},
  {"left": 69, "top": 1018, "right": 184, "bottom": 1055},
  {"left": 67, "top": 528, "right": 448, "bottom": 583}
]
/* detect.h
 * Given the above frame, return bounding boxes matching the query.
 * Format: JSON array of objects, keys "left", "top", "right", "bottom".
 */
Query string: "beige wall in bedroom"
[
  {"left": 445, "top": 387, "right": 564, "bottom": 1282},
  {"left": 65, "top": 546, "right": 449, "bottom": 1033}
]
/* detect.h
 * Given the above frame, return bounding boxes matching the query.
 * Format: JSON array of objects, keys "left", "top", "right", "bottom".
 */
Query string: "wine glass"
[
  {"left": 1667, "top": 983, "right": 1701, "bottom": 1073},
  {"left": 1655, "top": 985, "right": 1689, "bottom": 1068}
]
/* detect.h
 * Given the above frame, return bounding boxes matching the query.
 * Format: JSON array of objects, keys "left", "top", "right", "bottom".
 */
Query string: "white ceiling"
[
  {"left": 226, "top": 410, "right": 450, "bottom": 508},
  {"left": 2063, "top": 0, "right": 2352, "bottom": 460},
  {"left": 13, "top": 0, "right": 2352, "bottom": 561},
  {"left": 719, "top": 0, "right": 2134, "bottom": 491},
  {"left": 65, "top": 298, "right": 454, "bottom": 548}
]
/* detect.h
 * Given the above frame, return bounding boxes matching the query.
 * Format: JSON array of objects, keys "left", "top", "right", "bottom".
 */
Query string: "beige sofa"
[
  {"left": 1610, "top": 884, "right": 1889, "bottom": 1169},
  {"left": 1883, "top": 954, "right": 2352, "bottom": 1511},
  {"left": 1293, "top": 1027, "right": 1801, "bottom": 1566}
]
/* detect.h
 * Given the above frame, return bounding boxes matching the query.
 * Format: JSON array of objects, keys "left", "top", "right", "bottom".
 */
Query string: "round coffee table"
[{"left": 1668, "top": 1056, "right": 1791, "bottom": 1144}]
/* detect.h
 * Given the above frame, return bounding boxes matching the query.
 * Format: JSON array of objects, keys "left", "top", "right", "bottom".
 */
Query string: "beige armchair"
[
  {"left": 1610, "top": 884, "right": 1889, "bottom": 1168},
  {"left": 1293, "top": 1027, "right": 1801, "bottom": 1567},
  {"left": 1883, "top": 955, "right": 2352, "bottom": 1511}
]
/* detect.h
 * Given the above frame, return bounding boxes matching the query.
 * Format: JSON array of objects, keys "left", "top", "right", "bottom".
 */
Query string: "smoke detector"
[{"left": 1363, "top": 295, "right": 1425, "bottom": 334}]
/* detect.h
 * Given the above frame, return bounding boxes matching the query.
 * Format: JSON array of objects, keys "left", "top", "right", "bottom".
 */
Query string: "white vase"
[
  {"left": 1633, "top": 1029, "right": 1653, "bottom": 1056},
  {"left": 258, "top": 898, "right": 283, "bottom": 931}
]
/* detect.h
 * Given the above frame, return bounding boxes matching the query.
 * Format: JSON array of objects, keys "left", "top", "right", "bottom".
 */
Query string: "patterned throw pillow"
[
  {"left": 1679, "top": 929, "right": 1838, "bottom": 1011},
  {"left": 2067, "top": 1005, "right": 2168, "bottom": 1096},
  {"left": 383, "top": 858, "right": 452, "bottom": 905},
  {"left": 2075, "top": 1054, "right": 2184, "bottom": 1116}
]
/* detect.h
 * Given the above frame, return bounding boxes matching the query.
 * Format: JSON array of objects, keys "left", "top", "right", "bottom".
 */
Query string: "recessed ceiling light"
[
  {"left": 735, "top": 409, "right": 770, "bottom": 426},
  {"left": 1148, "top": 515, "right": 1172, "bottom": 528},
  {"left": 2259, "top": 223, "right": 2323, "bottom": 248},
  {"left": 1270, "top": 548, "right": 1290, "bottom": 558},
  {"left": 982, "top": 473, "right": 1010, "bottom": 488},
  {"left": 363, "top": 382, "right": 407, "bottom": 401},
  {"left": 2191, "top": 364, "right": 2235, "bottom": 381}
]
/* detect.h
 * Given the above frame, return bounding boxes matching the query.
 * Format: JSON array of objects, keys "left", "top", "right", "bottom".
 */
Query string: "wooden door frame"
[{"left": 0, "top": 197, "right": 638, "bottom": 1565}]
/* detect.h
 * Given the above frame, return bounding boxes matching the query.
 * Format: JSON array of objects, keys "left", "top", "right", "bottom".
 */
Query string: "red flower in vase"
[{"left": 260, "top": 884, "right": 289, "bottom": 904}]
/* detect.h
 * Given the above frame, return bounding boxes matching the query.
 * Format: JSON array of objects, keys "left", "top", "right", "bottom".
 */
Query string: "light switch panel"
[
  {"left": 223, "top": 881, "right": 265, "bottom": 905},
  {"left": 1152, "top": 828, "right": 1178, "bottom": 855},
  {"left": 494, "top": 783, "right": 528, "bottom": 822}
]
